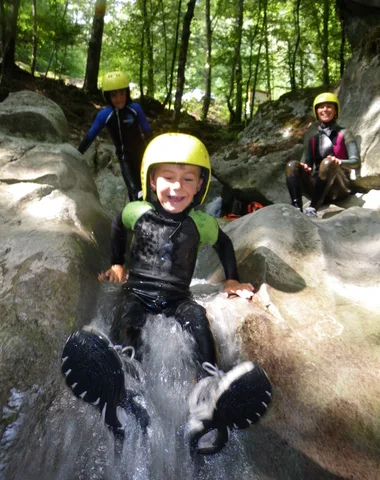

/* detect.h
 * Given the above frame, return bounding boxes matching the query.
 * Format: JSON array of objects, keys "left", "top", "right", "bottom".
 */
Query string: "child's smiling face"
[
  {"left": 109, "top": 89, "right": 127, "bottom": 109},
  {"left": 150, "top": 163, "right": 203, "bottom": 213}
]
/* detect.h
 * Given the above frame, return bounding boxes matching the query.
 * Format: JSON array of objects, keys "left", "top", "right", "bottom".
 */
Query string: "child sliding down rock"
[{"left": 62, "top": 133, "right": 272, "bottom": 455}]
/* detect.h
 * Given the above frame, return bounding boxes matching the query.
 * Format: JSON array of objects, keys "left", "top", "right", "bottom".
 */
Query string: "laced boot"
[
  {"left": 61, "top": 326, "right": 149, "bottom": 433},
  {"left": 186, "top": 361, "right": 272, "bottom": 455}
]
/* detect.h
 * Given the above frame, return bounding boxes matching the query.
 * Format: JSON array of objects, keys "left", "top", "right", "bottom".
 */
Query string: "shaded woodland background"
[{"left": 0, "top": 0, "right": 356, "bottom": 129}]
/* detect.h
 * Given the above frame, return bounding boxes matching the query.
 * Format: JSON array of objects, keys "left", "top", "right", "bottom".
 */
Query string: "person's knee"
[
  {"left": 319, "top": 158, "right": 338, "bottom": 179},
  {"left": 177, "top": 302, "right": 209, "bottom": 331},
  {"left": 176, "top": 301, "right": 217, "bottom": 366},
  {"left": 110, "top": 299, "right": 145, "bottom": 344},
  {"left": 285, "top": 160, "right": 301, "bottom": 177}
]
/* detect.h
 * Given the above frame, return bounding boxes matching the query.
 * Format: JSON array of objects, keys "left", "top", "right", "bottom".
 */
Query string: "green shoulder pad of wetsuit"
[
  {"left": 189, "top": 209, "right": 219, "bottom": 246},
  {"left": 121, "top": 201, "right": 153, "bottom": 229}
]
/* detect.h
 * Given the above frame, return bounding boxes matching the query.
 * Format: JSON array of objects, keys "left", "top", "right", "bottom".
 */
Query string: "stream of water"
[{"left": 3, "top": 281, "right": 267, "bottom": 480}]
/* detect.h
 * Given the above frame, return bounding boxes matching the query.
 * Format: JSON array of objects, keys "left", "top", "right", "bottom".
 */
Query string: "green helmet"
[
  {"left": 313, "top": 92, "right": 340, "bottom": 119},
  {"left": 101, "top": 71, "right": 129, "bottom": 94},
  {"left": 141, "top": 133, "right": 211, "bottom": 206}
]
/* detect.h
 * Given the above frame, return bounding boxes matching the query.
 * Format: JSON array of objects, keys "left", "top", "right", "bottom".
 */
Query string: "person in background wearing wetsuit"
[
  {"left": 61, "top": 133, "right": 272, "bottom": 457},
  {"left": 78, "top": 71, "right": 152, "bottom": 201},
  {"left": 285, "top": 92, "right": 360, "bottom": 218}
]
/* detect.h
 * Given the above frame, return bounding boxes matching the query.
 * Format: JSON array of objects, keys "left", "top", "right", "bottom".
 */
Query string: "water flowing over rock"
[{"left": 1, "top": 87, "right": 380, "bottom": 479}]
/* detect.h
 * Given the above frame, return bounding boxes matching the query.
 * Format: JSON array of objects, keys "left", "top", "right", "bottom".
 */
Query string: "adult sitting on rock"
[{"left": 285, "top": 92, "right": 361, "bottom": 217}]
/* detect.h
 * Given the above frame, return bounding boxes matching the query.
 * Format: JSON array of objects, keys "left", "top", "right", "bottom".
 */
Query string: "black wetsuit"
[
  {"left": 109, "top": 201, "right": 239, "bottom": 368},
  {"left": 286, "top": 121, "right": 360, "bottom": 210},
  {"left": 78, "top": 103, "right": 152, "bottom": 200}
]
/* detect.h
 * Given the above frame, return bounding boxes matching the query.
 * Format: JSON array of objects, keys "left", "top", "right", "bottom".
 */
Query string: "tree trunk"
[
  {"left": 139, "top": 0, "right": 146, "bottom": 99},
  {"left": 235, "top": 58, "right": 243, "bottom": 123},
  {"left": 31, "top": 0, "right": 37, "bottom": 76},
  {"left": 2, "top": 0, "right": 21, "bottom": 71},
  {"left": 227, "top": 0, "right": 244, "bottom": 125},
  {"left": 299, "top": 48, "right": 304, "bottom": 89},
  {"left": 244, "top": 1, "right": 261, "bottom": 123},
  {"left": 287, "top": 41, "right": 293, "bottom": 89},
  {"left": 290, "top": 0, "right": 301, "bottom": 91},
  {"left": 250, "top": 29, "right": 263, "bottom": 120},
  {"left": 245, "top": 31, "right": 254, "bottom": 125},
  {"left": 339, "top": 18, "right": 345, "bottom": 77},
  {"left": 201, "top": 0, "right": 212, "bottom": 121},
  {"left": 321, "top": 0, "right": 330, "bottom": 86},
  {"left": 172, "top": 0, "right": 197, "bottom": 130},
  {"left": 235, "top": 0, "right": 244, "bottom": 124},
  {"left": 0, "top": 0, "right": 6, "bottom": 59},
  {"left": 263, "top": 0, "right": 271, "bottom": 100},
  {"left": 145, "top": 0, "right": 154, "bottom": 98},
  {"left": 84, "top": 0, "right": 106, "bottom": 93},
  {"left": 60, "top": 43, "right": 68, "bottom": 79},
  {"left": 164, "top": 0, "right": 182, "bottom": 109},
  {"left": 159, "top": 0, "right": 169, "bottom": 100}
]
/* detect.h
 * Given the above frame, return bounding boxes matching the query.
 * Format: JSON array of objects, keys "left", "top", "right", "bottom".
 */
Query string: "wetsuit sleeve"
[
  {"left": 111, "top": 202, "right": 152, "bottom": 265},
  {"left": 341, "top": 130, "right": 361, "bottom": 169},
  {"left": 78, "top": 108, "right": 110, "bottom": 154},
  {"left": 78, "top": 134, "right": 92, "bottom": 154},
  {"left": 132, "top": 103, "right": 152, "bottom": 136},
  {"left": 213, "top": 229, "right": 240, "bottom": 281},
  {"left": 110, "top": 211, "right": 128, "bottom": 265}
]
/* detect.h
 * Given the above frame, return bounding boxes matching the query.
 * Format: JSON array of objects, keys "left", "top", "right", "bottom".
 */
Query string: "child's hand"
[
  {"left": 98, "top": 265, "right": 128, "bottom": 283},
  {"left": 223, "top": 279, "right": 254, "bottom": 300}
]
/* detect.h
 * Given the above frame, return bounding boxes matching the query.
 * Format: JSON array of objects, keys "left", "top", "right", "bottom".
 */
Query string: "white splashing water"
[{"left": 4, "top": 288, "right": 262, "bottom": 480}]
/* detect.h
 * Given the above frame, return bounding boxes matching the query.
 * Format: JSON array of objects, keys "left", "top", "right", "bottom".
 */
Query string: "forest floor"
[{"left": 0, "top": 66, "right": 239, "bottom": 154}]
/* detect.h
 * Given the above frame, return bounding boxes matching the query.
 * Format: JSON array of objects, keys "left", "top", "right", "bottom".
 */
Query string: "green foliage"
[
  {"left": 9, "top": 0, "right": 352, "bottom": 121},
  {"left": 15, "top": 0, "right": 88, "bottom": 76}
]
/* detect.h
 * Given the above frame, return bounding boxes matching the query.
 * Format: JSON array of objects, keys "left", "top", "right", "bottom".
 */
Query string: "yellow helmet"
[
  {"left": 101, "top": 71, "right": 129, "bottom": 94},
  {"left": 313, "top": 92, "right": 340, "bottom": 119},
  {"left": 141, "top": 133, "right": 211, "bottom": 205}
]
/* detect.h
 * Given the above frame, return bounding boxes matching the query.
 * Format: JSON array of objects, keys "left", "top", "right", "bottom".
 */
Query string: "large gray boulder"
[
  {"left": 196, "top": 204, "right": 380, "bottom": 479},
  {"left": 0, "top": 90, "right": 69, "bottom": 142},
  {"left": 338, "top": 0, "right": 380, "bottom": 50},
  {"left": 211, "top": 88, "right": 320, "bottom": 205},
  {"left": 95, "top": 161, "right": 129, "bottom": 217},
  {"left": 336, "top": 1, "right": 380, "bottom": 190},
  {"left": 337, "top": 53, "right": 380, "bottom": 190},
  {"left": 0, "top": 110, "right": 111, "bottom": 466}
]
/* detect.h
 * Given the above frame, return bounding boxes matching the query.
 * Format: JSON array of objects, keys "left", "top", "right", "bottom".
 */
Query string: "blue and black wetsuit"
[
  {"left": 78, "top": 103, "right": 152, "bottom": 200},
  {"left": 109, "top": 201, "right": 240, "bottom": 370}
]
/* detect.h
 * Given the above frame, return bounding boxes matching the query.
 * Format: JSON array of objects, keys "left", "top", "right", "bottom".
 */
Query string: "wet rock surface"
[{"left": 1, "top": 80, "right": 380, "bottom": 479}]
